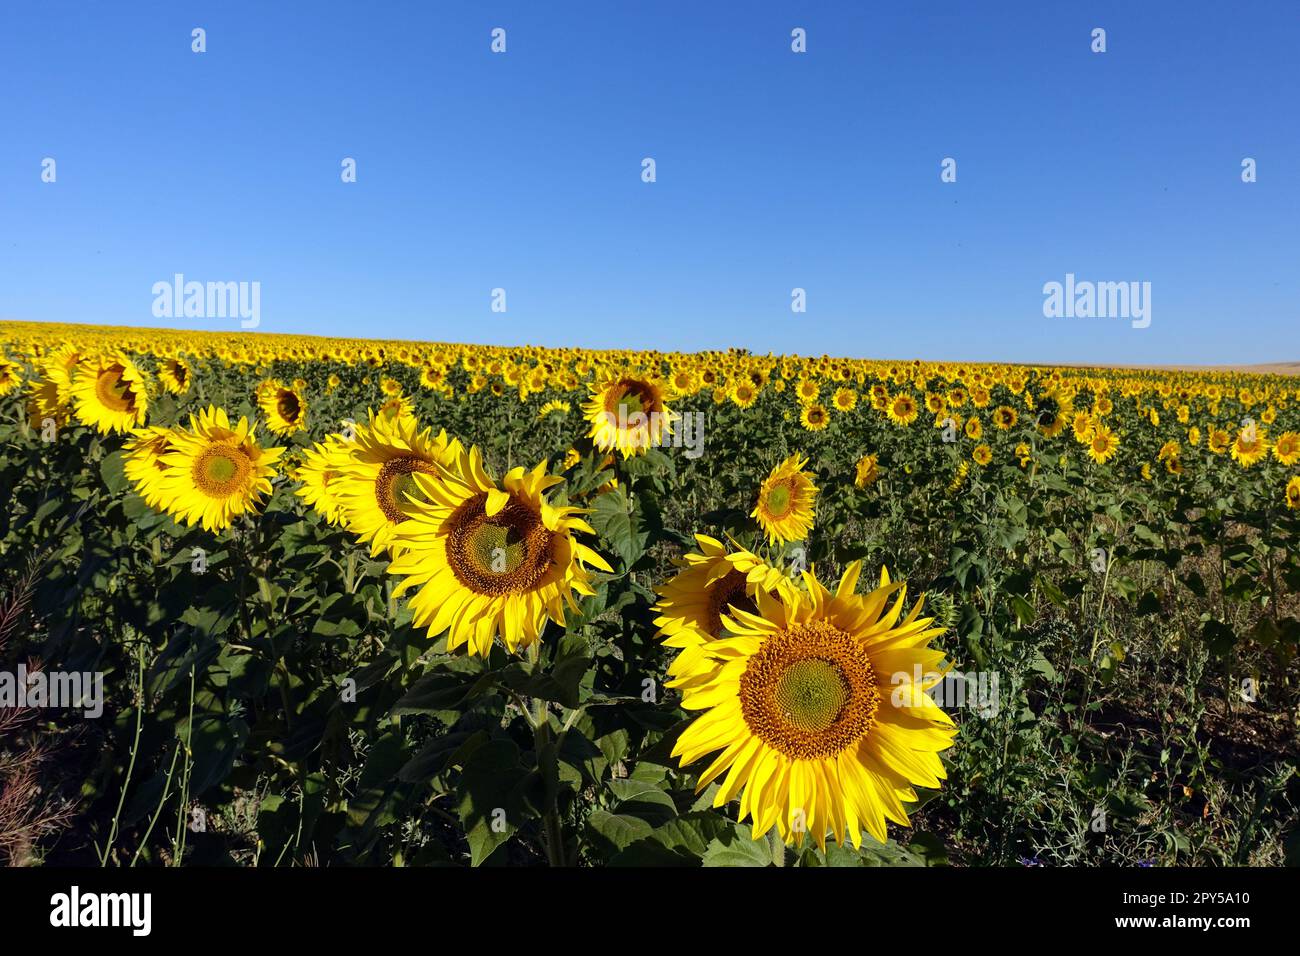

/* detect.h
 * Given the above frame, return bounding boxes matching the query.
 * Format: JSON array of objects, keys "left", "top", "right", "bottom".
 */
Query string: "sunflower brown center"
[
  {"left": 739, "top": 621, "right": 879, "bottom": 760},
  {"left": 192, "top": 444, "right": 252, "bottom": 497},
  {"left": 277, "top": 391, "right": 301, "bottom": 422},
  {"left": 445, "top": 493, "right": 555, "bottom": 595},
  {"left": 94, "top": 365, "right": 137, "bottom": 413},
  {"left": 704, "top": 569, "right": 758, "bottom": 637},
  {"left": 375, "top": 455, "right": 437, "bottom": 523},
  {"left": 605, "top": 379, "right": 662, "bottom": 419}
]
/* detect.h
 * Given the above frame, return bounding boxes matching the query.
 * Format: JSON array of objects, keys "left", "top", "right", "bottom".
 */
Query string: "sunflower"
[
  {"left": 295, "top": 435, "right": 350, "bottom": 526},
  {"left": 730, "top": 381, "right": 759, "bottom": 408},
  {"left": 669, "top": 369, "right": 697, "bottom": 397},
  {"left": 0, "top": 357, "right": 23, "bottom": 397},
  {"left": 832, "top": 388, "right": 857, "bottom": 412},
  {"left": 419, "top": 364, "right": 448, "bottom": 390},
  {"left": 1071, "top": 412, "right": 1095, "bottom": 444},
  {"left": 258, "top": 380, "right": 308, "bottom": 435},
  {"left": 123, "top": 426, "right": 179, "bottom": 509},
  {"left": 27, "top": 376, "right": 68, "bottom": 430},
  {"left": 795, "top": 379, "right": 819, "bottom": 404},
  {"left": 992, "top": 405, "right": 1018, "bottom": 430},
  {"left": 752, "top": 453, "right": 818, "bottom": 545},
  {"left": 854, "top": 453, "right": 880, "bottom": 488},
  {"left": 947, "top": 460, "right": 971, "bottom": 492},
  {"left": 1207, "top": 428, "right": 1230, "bottom": 455},
  {"left": 387, "top": 447, "right": 612, "bottom": 656},
  {"left": 1286, "top": 476, "right": 1300, "bottom": 511},
  {"left": 1230, "top": 427, "right": 1269, "bottom": 468},
  {"left": 71, "top": 352, "right": 150, "bottom": 434},
  {"left": 1033, "top": 388, "right": 1073, "bottom": 439},
  {"left": 965, "top": 416, "right": 983, "bottom": 441},
  {"left": 971, "top": 443, "right": 992, "bottom": 467},
  {"left": 654, "top": 534, "right": 798, "bottom": 678},
  {"left": 800, "top": 403, "right": 830, "bottom": 431},
  {"left": 1088, "top": 423, "right": 1120, "bottom": 464},
  {"left": 538, "top": 399, "right": 571, "bottom": 420},
  {"left": 154, "top": 406, "right": 283, "bottom": 531},
  {"left": 584, "top": 375, "right": 675, "bottom": 458},
  {"left": 158, "top": 357, "right": 192, "bottom": 395},
  {"left": 376, "top": 391, "right": 417, "bottom": 426},
  {"left": 333, "top": 412, "right": 462, "bottom": 556},
  {"left": 886, "top": 394, "right": 918, "bottom": 427},
  {"left": 1271, "top": 431, "right": 1300, "bottom": 467},
  {"left": 666, "top": 563, "right": 956, "bottom": 849}
]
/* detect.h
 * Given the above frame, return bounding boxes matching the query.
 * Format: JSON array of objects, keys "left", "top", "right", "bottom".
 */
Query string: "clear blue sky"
[{"left": 2, "top": 1, "right": 1297, "bottom": 365}]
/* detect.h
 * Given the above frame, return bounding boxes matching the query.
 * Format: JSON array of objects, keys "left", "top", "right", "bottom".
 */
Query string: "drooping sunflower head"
[
  {"left": 751, "top": 453, "right": 817, "bottom": 545},
  {"left": 388, "top": 446, "right": 613, "bottom": 656},
  {"left": 258, "top": 380, "right": 308, "bottom": 435},
  {"left": 1285, "top": 476, "right": 1300, "bottom": 511},
  {"left": 583, "top": 375, "right": 676, "bottom": 458},
  {"left": 668, "top": 562, "right": 956, "bottom": 849},
  {"left": 333, "top": 412, "right": 463, "bottom": 556},
  {"left": 71, "top": 352, "right": 150, "bottom": 434},
  {"left": 854, "top": 452, "right": 880, "bottom": 488},
  {"left": 155, "top": 406, "right": 283, "bottom": 532}
]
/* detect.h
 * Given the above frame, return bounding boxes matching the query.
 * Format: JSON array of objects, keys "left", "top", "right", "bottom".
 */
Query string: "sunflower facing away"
[
  {"left": 752, "top": 453, "right": 818, "bottom": 545},
  {"left": 155, "top": 406, "right": 284, "bottom": 531},
  {"left": 332, "top": 412, "right": 462, "bottom": 555},
  {"left": 584, "top": 375, "right": 676, "bottom": 458},
  {"left": 387, "top": 446, "right": 612, "bottom": 656},
  {"left": 71, "top": 352, "right": 150, "bottom": 434},
  {"left": 666, "top": 563, "right": 956, "bottom": 849}
]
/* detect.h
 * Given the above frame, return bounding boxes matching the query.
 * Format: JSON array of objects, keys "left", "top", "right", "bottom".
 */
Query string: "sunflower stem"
[{"left": 527, "top": 641, "right": 566, "bottom": 866}]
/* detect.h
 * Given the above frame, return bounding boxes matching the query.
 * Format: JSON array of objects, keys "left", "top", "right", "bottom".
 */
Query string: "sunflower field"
[{"left": 1, "top": 318, "right": 1297, "bottom": 868}]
